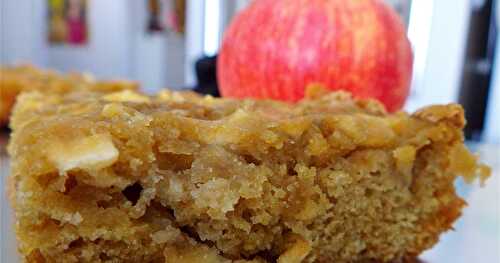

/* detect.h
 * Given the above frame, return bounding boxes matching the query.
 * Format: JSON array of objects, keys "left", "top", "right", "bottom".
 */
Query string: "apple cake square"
[{"left": 7, "top": 88, "right": 489, "bottom": 262}]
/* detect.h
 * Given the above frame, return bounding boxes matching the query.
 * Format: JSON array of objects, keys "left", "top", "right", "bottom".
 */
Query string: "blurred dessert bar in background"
[{"left": 0, "top": 65, "right": 138, "bottom": 126}]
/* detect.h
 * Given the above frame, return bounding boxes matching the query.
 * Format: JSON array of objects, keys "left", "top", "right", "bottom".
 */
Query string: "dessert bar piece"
[
  {"left": 7, "top": 88, "right": 489, "bottom": 262},
  {"left": 0, "top": 65, "right": 137, "bottom": 125}
]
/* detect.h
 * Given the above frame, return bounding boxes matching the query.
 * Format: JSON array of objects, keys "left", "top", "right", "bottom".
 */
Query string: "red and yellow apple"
[{"left": 218, "top": 0, "right": 413, "bottom": 112}]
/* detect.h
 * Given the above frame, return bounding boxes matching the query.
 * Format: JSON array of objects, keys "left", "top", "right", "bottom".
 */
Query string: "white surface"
[
  {"left": 0, "top": 0, "right": 134, "bottom": 79},
  {"left": 484, "top": 3, "right": 500, "bottom": 143},
  {"left": 405, "top": 0, "right": 471, "bottom": 112},
  {"left": 185, "top": 0, "right": 206, "bottom": 87},
  {"left": 485, "top": 63, "right": 500, "bottom": 143},
  {"left": 407, "top": 0, "right": 434, "bottom": 111},
  {"left": 0, "top": 0, "right": 48, "bottom": 66},
  {"left": 130, "top": 0, "right": 186, "bottom": 92},
  {"left": 204, "top": 0, "right": 222, "bottom": 57}
]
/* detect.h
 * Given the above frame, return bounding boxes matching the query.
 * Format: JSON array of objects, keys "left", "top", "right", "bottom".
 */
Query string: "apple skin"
[{"left": 217, "top": 0, "right": 413, "bottom": 112}]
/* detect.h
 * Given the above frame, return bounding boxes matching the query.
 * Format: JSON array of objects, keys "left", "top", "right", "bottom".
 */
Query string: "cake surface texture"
[
  {"left": 0, "top": 65, "right": 137, "bottom": 125},
  {"left": 7, "top": 87, "right": 489, "bottom": 262}
]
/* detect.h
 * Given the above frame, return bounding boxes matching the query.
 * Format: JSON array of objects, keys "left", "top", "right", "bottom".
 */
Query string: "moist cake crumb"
[{"left": 7, "top": 87, "right": 489, "bottom": 262}]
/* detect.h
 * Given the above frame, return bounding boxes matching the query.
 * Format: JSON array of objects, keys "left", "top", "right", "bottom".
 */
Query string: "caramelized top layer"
[{"left": 9, "top": 87, "right": 485, "bottom": 185}]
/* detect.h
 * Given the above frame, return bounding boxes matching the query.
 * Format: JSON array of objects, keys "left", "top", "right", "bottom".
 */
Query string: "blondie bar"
[
  {"left": 7, "top": 88, "right": 489, "bottom": 262},
  {"left": 0, "top": 65, "right": 137, "bottom": 125}
]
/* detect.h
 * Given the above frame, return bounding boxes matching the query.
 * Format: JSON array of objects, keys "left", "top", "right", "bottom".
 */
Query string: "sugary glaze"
[{"left": 8, "top": 88, "right": 489, "bottom": 262}]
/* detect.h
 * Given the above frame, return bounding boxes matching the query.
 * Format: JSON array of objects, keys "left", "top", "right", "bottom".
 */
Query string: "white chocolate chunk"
[
  {"left": 191, "top": 178, "right": 239, "bottom": 219},
  {"left": 157, "top": 90, "right": 186, "bottom": 102},
  {"left": 103, "top": 90, "right": 150, "bottom": 103},
  {"left": 48, "top": 134, "right": 119, "bottom": 173}
]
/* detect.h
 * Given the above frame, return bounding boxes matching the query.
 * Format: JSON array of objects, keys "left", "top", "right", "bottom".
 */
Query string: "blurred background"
[
  {"left": 0, "top": 0, "right": 499, "bottom": 143},
  {"left": 0, "top": 2, "right": 499, "bottom": 263}
]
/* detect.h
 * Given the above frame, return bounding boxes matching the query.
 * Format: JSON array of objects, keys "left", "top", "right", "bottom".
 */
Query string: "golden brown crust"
[
  {"left": 8, "top": 88, "right": 489, "bottom": 262},
  {"left": 413, "top": 104, "right": 466, "bottom": 128}
]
